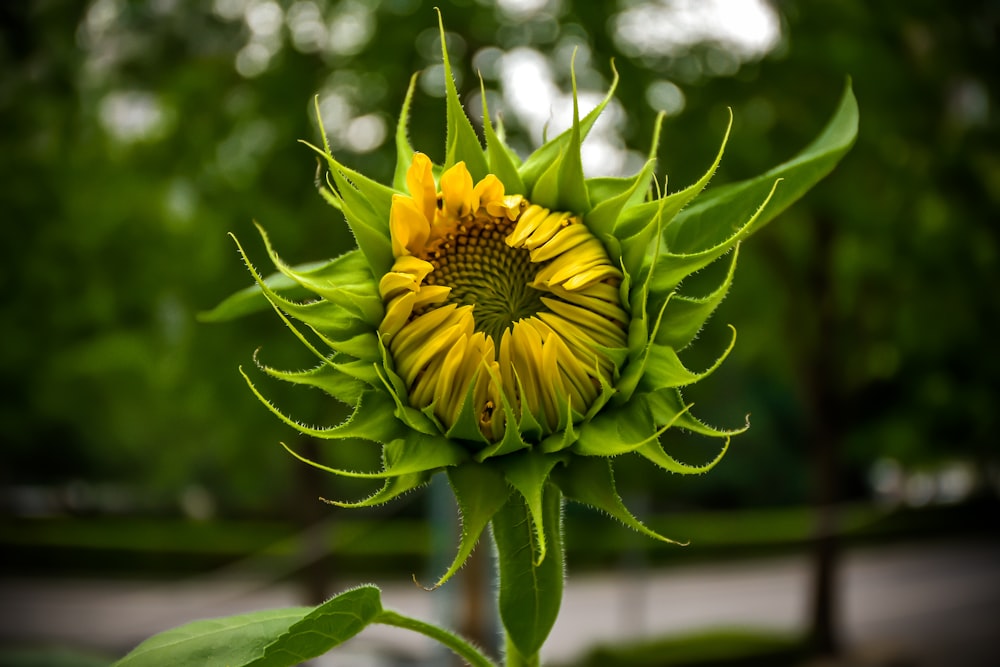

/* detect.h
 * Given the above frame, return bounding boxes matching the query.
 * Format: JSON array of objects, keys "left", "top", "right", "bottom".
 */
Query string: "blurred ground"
[{"left": 1, "top": 539, "right": 997, "bottom": 667}]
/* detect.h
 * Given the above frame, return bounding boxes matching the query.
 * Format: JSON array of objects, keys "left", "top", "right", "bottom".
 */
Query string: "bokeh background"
[{"left": 2, "top": 1, "right": 998, "bottom": 666}]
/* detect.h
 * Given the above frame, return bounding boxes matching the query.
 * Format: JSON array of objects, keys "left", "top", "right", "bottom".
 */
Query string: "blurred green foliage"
[{"left": 2, "top": 0, "right": 996, "bottom": 518}]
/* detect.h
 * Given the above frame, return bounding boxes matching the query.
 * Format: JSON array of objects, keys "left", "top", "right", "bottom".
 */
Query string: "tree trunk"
[{"left": 804, "top": 215, "right": 841, "bottom": 656}]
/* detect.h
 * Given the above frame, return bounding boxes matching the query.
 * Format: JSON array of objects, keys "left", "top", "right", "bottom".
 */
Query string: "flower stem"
[
  {"left": 504, "top": 637, "right": 541, "bottom": 667},
  {"left": 377, "top": 609, "right": 498, "bottom": 667}
]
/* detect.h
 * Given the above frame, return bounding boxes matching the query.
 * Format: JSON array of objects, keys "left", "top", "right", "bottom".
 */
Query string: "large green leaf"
[
  {"left": 248, "top": 587, "right": 383, "bottom": 667},
  {"left": 112, "top": 587, "right": 381, "bottom": 667},
  {"left": 492, "top": 484, "right": 565, "bottom": 661},
  {"left": 113, "top": 586, "right": 496, "bottom": 667},
  {"left": 663, "top": 80, "right": 858, "bottom": 255}
]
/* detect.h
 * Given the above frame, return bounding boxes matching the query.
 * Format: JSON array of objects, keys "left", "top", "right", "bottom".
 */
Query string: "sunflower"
[{"left": 204, "top": 15, "right": 857, "bottom": 655}]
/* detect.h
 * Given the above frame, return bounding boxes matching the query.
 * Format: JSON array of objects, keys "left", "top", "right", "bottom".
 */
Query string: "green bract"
[{"left": 204, "top": 17, "right": 857, "bottom": 656}]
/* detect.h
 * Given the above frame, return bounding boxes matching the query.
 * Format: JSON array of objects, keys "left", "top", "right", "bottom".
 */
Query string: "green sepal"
[
  {"left": 640, "top": 325, "right": 737, "bottom": 393},
  {"left": 393, "top": 72, "right": 420, "bottom": 191},
  {"left": 480, "top": 75, "right": 525, "bottom": 194},
  {"left": 301, "top": 144, "right": 395, "bottom": 237},
  {"left": 493, "top": 112, "right": 522, "bottom": 166},
  {"left": 437, "top": 10, "right": 489, "bottom": 181},
  {"left": 254, "top": 355, "right": 368, "bottom": 405},
  {"left": 585, "top": 111, "right": 664, "bottom": 239},
  {"left": 647, "top": 387, "right": 749, "bottom": 438},
  {"left": 616, "top": 280, "right": 667, "bottom": 402},
  {"left": 663, "top": 80, "right": 858, "bottom": 257},
  {"left": 281, "top": 432, "right": 465, "bottom": 482},
  {"left": 306, "top": 97, "right": 397, "bottom": 225},
  {"left": 539, "top": 398, "right": 581, "bottom": 454},
  {"left": 241, "top": 371, "right": 390, "bottom": 441},
  {"left": 474, "top": 365, "right": 533, "bottom": 461},
  {"left": 552, "top": 456, "right": 683, "bottom": 545},
  {"left": 649, "top": 178, "right": 780, "bottom": 294},
  {"left": 198, "top": 266, "right": 319, "bottom": 322},
  {"left": 497, "top": 450, "right": 564, "bottom": 566},
  {"left": 239, "top": 270, "right": 374, "bottom": 358},
  {"left": 492, "top": 482, "right": 564, "bottom": 660},
  {"left": 555, "top": 53, "right": 590, "bottom": 214},
  {"left": 322, "top": 469, "right": 432, "bottom": 509},
  {"left": 423, "top": 463, "right": 512, "bottom": 589},
  {"left": 635, "top": 435, "right": 730, "bottom": 476},
  {"left": 655, "top": 245, "right": 739, "bottom": 351},
  {"left": 586, "top": 157, "right": 657, "bottom": 243},
  {"left": 375, "top": 364, "right": 442, "bottom": 437},
  {"left": 312, "top": 184, "right": 394, "bottom": 282},
  {"left": 572, "top": 394, "right": 689, "bottom": 457},
  {"left": 256, "top": 225, "right": 383, "bottom": 325},
  {"left": 529, "top": 147, "right": 562, "bottom": 210},
  {"left": 518, "top": 62, "right": 619, "bottom": 192},
  {"left": 444, "top": 371, "right": 491, "bottom": 446},
  {"left": 615, "top": 110, "right": 731, "bottom": 245}
]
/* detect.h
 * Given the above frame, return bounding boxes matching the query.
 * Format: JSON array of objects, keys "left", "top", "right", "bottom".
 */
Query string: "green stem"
[
  {"left": 377, "top": 609, "right": 498, "bottom": 667},
  {"left": 504, "top": 636, "right": 540, "bottom": 667}
]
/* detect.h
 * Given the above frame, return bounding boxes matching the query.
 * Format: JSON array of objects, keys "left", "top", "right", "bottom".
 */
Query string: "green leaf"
[
  {"left": 438, "top": 10, "right": 489, "bottom": 180},
  {"left": 112, "top": 608, "right": 312, "bottom": 667},
  {"left": 424, "top": 463, "right": 512, "bottom": 588},
  {"left": 113, "top": 586, "right": 383, "bottom": 667},
  {"left": 664, "top": 79, "right": 859, "bottom": 255},
  {"left": 553, "top": 457, "right": 683, "bottom": 545},
  {"left": 492, "top": 483, "right": 564, "bottom": 660},
  {"left": 247, "top": 586, "right": 383, "bottom": 667}
]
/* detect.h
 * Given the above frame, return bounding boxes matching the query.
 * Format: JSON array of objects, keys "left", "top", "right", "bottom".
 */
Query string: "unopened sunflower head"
[{"left": 204, "top": 14, "right": 858, "bottom": 586}]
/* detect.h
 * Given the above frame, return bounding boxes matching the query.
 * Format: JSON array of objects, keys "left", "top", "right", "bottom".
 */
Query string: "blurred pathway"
[{"left": 1, "top": 539, "right": 998, "bottom": 666}]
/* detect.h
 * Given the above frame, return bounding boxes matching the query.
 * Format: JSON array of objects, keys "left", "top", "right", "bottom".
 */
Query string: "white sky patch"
[
  {"left": 496, "top": 47, "right": 638, "bottom": 177},
  {"left": 614, "top": 0, "right": 781, "bottom": 61}
]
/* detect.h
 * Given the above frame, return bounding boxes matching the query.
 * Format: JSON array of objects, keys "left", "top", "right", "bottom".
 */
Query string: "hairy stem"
[{"left": 378, "top": 610, "right": 498, "bottom": 667}]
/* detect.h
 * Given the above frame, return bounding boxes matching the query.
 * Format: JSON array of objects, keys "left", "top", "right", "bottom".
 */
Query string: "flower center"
[
  {"left": 422, "top": 215, "right": 544, "bottom": 343},
  {"left": 379, "top": 158, "right": 629, "bottom": 443}
]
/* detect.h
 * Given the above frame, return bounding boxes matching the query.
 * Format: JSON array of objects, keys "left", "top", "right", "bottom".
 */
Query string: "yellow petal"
[
  {"left": 390, "top": 195, "right": 431, "bottom": 256},
  {"left": 407, "top": 152, "right": 437, "bottom": 223},
  {"left": 473, "top": 174, "right": 505, "bottom": 210},
  {"left": 440, "top": 162, "right": 475, "bottom": 217}
]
